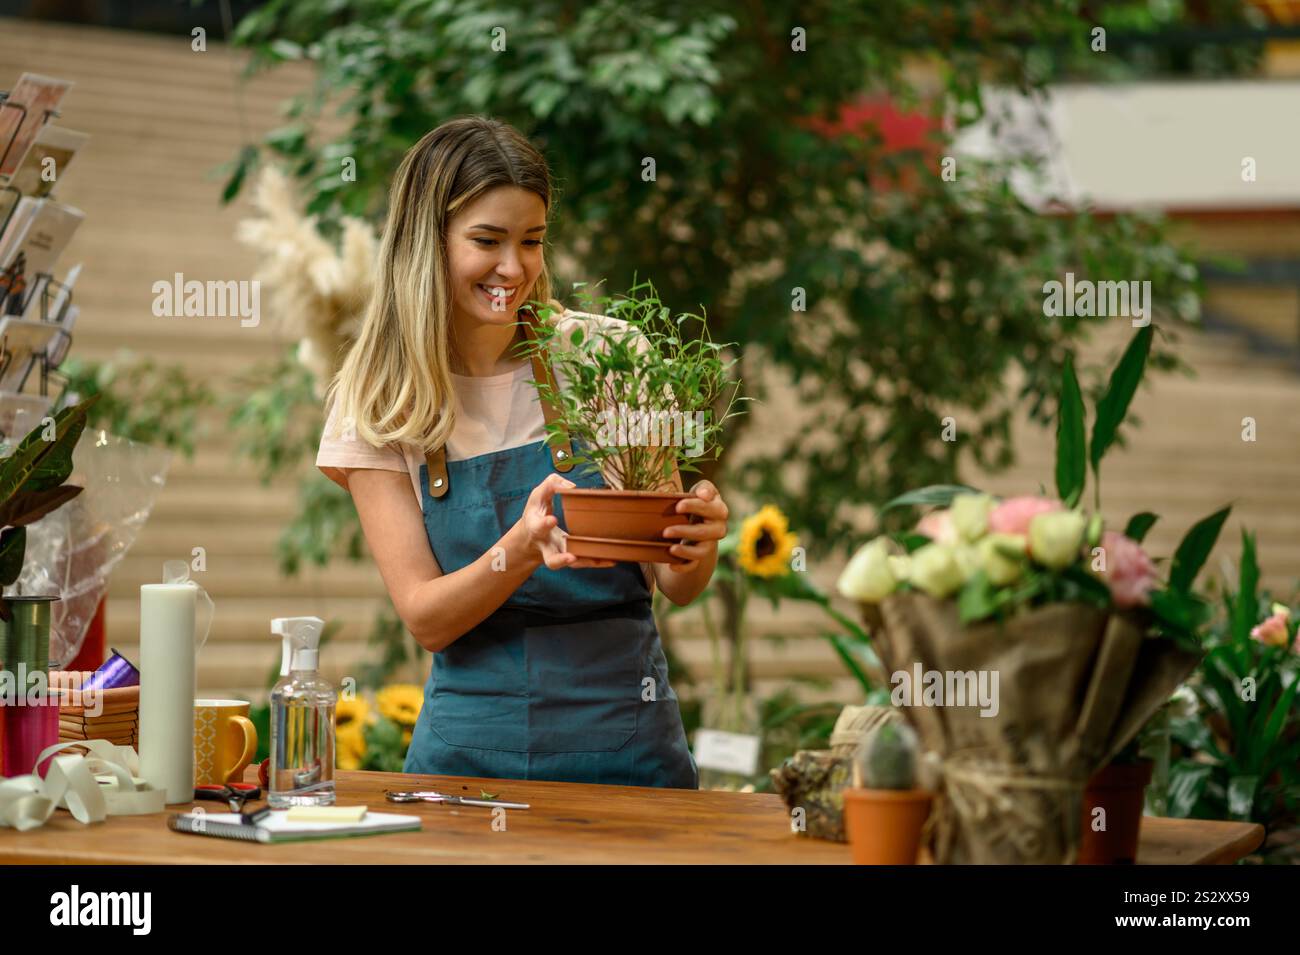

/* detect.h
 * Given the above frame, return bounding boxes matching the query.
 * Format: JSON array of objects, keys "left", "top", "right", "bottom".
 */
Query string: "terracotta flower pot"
[
  {"left": 558, "top": 488, "right": 696, "bottom": 564},
  {"left": 1077, "top": 758, "right": 1153, "bottom": 865},
  {"left": 842, "top": 787, "right": 933, "bottom": 865}
]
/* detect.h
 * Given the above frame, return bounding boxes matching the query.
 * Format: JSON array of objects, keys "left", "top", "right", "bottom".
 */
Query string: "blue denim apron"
[{"left": 402, "top": 438, "right": 699, "bottom": 789}]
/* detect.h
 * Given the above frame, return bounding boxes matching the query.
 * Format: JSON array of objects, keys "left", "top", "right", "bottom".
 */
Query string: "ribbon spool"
[{"left": 0, "top": 739, "right": 166, "bottom": 831}]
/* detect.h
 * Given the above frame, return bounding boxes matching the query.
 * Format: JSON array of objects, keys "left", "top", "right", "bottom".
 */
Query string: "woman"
[{"left": 315, "top": 116, "right": 729, "bottom": 788}]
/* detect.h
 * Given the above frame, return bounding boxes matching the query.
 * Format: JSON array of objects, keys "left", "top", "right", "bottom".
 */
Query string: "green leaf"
[
  {"left": 0, "top": 525, "right": 25, "bottom": 584},
  {"left": 1257, "top": 671, "right": 1299, "bottom": 759},
  {"left": 957, "top": 570, "right": 999, "bottom": 624},
  {"left": 1226, "top": 775, "right": 1260, "bottom": 821},
  {"left": 826, "top": 633, "right": 874, "bottom": 695},
  {"left": 1166, "top": 761, "right": 1213, "bottom": 818},
  {"left": 1090, "top": 324, "right": 1152, "bottom": 477},
  {"left": 1055, "top": 351, "right": 1086, "bottom": 508},
  {"left": 221, "top": 144, "right": 258, "bottom": 204},
  {"left": 0, "top": 394, "right": 98, "bottom": 500},
  {"left": 1123, "top": 512, "right": 1158, "bottom": 543},
  {"left": 879, "top": 484, "right": 981, "bottom": 515},
  {"left": 1230, "top": 529, "right": 1259, "bottom": 645},
  {"left": 894, "top": 532, "right": 931, "bottom": 554},
  {"left": 1169, "top": 505, "right": 1232, "bottom": 594},
  {"left": 0, "top": 485, "right": 83, "bottom": 527}
]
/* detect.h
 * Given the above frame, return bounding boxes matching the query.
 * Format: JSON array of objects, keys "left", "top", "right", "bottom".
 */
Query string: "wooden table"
[{"left": 0, "top": 769, "right": 1265, "bottom": 864}]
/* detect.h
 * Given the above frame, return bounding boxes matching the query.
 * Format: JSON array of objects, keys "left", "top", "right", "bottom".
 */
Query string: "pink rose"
[
  {"left": 988, "top": 496, "right": 1063, "bottom": 537},
  {"left": 1251, "top": 609, "right": 1292, "bottom": 649},
  {"left": 1098, "top": 530, "right": 1158, "bottom": 608},
  {"left": 916, "top": 508, "right": 957, "bottom": 545}
]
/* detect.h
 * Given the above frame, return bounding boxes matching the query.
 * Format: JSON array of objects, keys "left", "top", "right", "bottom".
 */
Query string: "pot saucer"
[{"left": 564, "top": 534, "right": 689, "bottom": 565}]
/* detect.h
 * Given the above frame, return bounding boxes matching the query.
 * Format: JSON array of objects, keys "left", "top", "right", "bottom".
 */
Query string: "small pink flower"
[
  {"left": 916, "top": 508, "right": 957, "bottom": 545},
  {"left": 1251, "top": 609, "right": 1292, "bottom": 649},
  {"left": 988, "top": 496, "right": 1062, "bottom": 537},
  {"left": 1098, "top": 530, "right": 1158, "bottom": 608}
]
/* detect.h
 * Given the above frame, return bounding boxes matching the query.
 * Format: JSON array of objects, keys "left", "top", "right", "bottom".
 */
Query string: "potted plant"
[
  {"left": 842, "top": 721, "right": 932, "bottom": 864},
  {"left": 0, "top": 394, "right": 98, "bottom": 775},
  {"left": 1078, "top": 738, "right": 1154, "bottom": 865},
  {"left": 1159, "top": 532, "right": 1300, "bottom": 861},
  {"left": 517, "top": 282, "right": 745, "bottom": 564}
]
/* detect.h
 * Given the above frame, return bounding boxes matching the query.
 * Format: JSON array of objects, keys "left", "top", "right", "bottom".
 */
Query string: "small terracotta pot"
[
  {"left": 1077, "top": 758, "right": 1153, "bottom": 865},
  {"left": 842, "top": 787, "right": 933, "bottom": 865},
  {"left": 558, "top": 488, "right": 694, "bottom": 542}
]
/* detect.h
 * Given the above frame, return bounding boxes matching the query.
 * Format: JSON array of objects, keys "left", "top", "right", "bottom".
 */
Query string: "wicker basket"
[{"left": 51, "top": 670, "right": 139, "bottom": 749}]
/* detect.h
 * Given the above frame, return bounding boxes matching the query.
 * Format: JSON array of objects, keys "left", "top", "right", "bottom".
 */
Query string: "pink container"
[{"left": 1, "top": 698, "right": 61, "bottom": 777}]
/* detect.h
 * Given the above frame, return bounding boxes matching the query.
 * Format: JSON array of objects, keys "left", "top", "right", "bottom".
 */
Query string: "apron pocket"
[
  {"left": 524, "top": 614, "right": 642, "bottom": 753},
  {"left": 426, "top": 626, "right": 530, "bottom": 753}
]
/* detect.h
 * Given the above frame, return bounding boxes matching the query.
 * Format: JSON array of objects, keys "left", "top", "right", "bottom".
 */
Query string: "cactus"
[{"left": 854, "top": 722, "right": 918, "bottom": 790}]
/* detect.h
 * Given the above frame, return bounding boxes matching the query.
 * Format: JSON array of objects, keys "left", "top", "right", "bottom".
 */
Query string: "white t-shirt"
[{"left": 315, "top": 309, "right": 657, "bottom": 588}]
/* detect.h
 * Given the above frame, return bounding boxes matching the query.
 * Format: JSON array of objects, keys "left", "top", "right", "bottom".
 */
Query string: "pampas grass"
[{"left": 235, "top": 165, "right": 377, "bottom": 395}]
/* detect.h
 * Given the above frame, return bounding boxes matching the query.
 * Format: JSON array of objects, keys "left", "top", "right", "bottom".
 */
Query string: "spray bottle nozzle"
[{"left": 271, "top": 616, "right": 325, "bottom": 675}]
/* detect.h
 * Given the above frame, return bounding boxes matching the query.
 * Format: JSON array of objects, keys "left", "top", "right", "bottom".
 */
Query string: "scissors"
[
  {"left": 385, "top": 789, "right": 530, "bottom": 810},
  {"left": 195, "top": 782, "right": 262, "bottom": 813}
]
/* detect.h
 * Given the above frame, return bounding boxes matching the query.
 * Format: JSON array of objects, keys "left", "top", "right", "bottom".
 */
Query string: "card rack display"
[{"left": 0, "top": 88, "right": 75, "bottom": 403}]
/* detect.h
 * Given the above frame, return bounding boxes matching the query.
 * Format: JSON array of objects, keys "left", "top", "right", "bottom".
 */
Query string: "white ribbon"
[{"left": 0, "top": 738, "right": 166, "bottom": 831}]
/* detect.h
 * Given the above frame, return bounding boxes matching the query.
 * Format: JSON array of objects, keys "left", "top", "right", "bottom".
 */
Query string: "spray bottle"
[{"left": 268, "top": 616, "right": 335, "bottom": 807}]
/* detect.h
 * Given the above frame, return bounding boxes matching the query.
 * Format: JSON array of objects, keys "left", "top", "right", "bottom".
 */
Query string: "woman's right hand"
[{"left": 519, "top": 473, "right": 616, "bottom": 570}]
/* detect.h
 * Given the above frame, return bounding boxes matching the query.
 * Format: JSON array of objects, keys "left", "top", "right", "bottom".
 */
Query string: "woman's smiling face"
[{"left": 447, "top": 185, "right": 547, "bottom": 331}]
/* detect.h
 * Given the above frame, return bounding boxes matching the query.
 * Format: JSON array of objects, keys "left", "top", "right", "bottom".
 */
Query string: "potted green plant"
[
  {"left": 0, "top": 394, "right": 99, "bottom": 620},
  {"left": 1160, "top": 531, "right": 1300, "bottom": 861},
  {"left": 842, "top": 721, "right": 932, "bottom": 864},
  {"left": 1078, "top": 737, "right": 1154, "bottom": 865},
  {"left": 0, "top": 394, "right": 98, "bottom": 776},
  {"left": 518, "top": 282, "right": 745, "bottom": 564}
]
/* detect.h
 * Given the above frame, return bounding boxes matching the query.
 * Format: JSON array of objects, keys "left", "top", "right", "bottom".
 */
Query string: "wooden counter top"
[{"left": 0, "top": 769, "right": 1265, "bottom": 864}]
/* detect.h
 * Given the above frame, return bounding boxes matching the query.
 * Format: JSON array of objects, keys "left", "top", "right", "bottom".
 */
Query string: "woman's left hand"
[{"left": 663, "top": 480, "right": 729, "bottom": 574}]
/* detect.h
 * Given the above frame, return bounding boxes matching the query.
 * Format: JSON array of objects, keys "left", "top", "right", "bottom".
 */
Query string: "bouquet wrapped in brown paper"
[
  {"left": 865, "top": 594, "right": 1199, "bottom": 863},
  {"left": 839, "top": 326, "right": 1227, "bottom": 863}
]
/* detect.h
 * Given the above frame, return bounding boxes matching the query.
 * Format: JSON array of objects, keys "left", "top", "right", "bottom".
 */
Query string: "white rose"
[
  {"left": 1028, "top": 510, "right": 1088, "bottom": 570},
  {"left": 951, "top": 493, "right": 996, "bottom": 543},
  {"left": 953, "top": 543, "right": 980, "bottom": 581},
  {"left": 837, "top": 538, "right": 897, "bottom": 603},
  {"left": 909, "top": 543, "right": 965, "bottom": 599},
  {"left": 977, "top": 533, "right": 1027, "bottom": 586}
]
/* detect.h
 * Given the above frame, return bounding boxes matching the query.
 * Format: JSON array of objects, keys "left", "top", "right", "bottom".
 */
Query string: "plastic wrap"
[{"left": 11, "top": 429, "right": 172, "bottom": 667}]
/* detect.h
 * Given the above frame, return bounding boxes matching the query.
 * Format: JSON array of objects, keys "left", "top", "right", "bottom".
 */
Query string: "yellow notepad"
[{"left": 285, "top": 805, "right": 368, "bottom": 823}]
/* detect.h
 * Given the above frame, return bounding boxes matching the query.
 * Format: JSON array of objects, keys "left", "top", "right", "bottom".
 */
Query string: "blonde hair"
[{"left": 326, "top": 115, "right": 565, "bottom": 453}]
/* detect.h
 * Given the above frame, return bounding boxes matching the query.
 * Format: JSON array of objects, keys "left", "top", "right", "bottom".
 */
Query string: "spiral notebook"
[{"left": 168, "top": 810, "right": 421, "bottom": 844}]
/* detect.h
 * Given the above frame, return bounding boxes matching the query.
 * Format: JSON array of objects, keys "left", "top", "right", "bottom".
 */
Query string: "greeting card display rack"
[{"left": 0, "top": 88, "right": 76, "bottom": 439}]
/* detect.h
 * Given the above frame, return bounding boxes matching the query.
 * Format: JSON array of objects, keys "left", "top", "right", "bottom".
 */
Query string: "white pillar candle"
[{"left": 138, "top": 582, "right": 199, "bottom": 804}]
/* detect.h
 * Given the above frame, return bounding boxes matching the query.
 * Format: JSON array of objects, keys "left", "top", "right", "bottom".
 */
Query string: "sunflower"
[
  {"left": 336, "top": 723, "right": 367, "bottom": 771},
  {"left": 737, "top": 505, "right": 798, "bottom": 578},
  {"left": 335, "top": 694, "right": 370, "bottom": 731},
  {"left": 376, "top": 684, "right": 424, "bottom": 728}
]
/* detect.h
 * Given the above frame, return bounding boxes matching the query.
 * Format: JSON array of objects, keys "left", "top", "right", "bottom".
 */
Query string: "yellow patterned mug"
[{"left": 193, "top": 699, "right": 257, "bottom": 786}]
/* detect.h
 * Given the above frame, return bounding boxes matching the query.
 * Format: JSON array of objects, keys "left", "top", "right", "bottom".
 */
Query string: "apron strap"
[
  {"left": 520, "top": 310, "right": 576, "bottom": 473},
  {"left": 424, "top": 308, "right": 574, "bottom": 499}
]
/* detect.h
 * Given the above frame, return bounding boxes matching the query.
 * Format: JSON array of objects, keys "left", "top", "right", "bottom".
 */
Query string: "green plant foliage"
[
  {"left": 56, "top": 355, "right": 215, "bottom": 457},
  {"left": 1164, "top": 531, "right": 1300, "bottom": 859},
  {"left": 221, "top": 0, "right": 1205, "bottom": 555},
  {"left": 1055, "top": 352, "right": 1085, "bottom": 508},
  {"left": 516, "top": 280, "right": 745, "bottom": 491},
  {"left": 225, "top": 355, "right": 322, "bottom": 484},
  {"left": 0, "top": 395, "right": 99, "bottom": 620}
]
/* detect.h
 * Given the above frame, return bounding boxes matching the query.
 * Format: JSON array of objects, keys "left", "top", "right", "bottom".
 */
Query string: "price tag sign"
[{"left": 693, "top": 729, "right": 761, "bottom": 775}]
